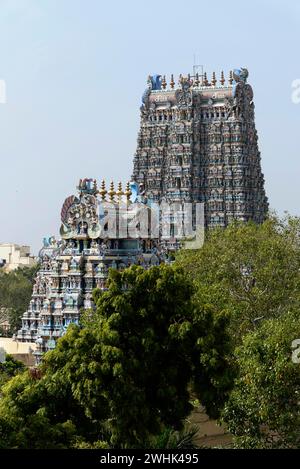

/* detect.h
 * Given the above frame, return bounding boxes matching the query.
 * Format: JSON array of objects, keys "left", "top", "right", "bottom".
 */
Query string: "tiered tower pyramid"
[
  {"left": 17, "top": 179, "right": 164, "bottom": 361},
  {"left": 132, "top": 69, "right": 268, "bottom": 227}
]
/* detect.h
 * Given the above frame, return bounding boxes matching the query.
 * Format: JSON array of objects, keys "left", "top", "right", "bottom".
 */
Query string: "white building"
[{"left": 0, "top": 243, "right": 36, "bottom": 272}]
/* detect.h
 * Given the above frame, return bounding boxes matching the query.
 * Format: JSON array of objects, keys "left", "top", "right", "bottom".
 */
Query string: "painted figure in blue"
[
  {"left": 43, "top": 237, "right": 50, "bottom": 247},
  {"left": 130, "top": 181, "right": 139, "bottom": 203},
  {"left": 149, "top": 74, "right": 162, "bottom": 90},
  {"left": 142, "top": 75, "right": 162, "bottom": 104},
  {"left": 232, "top": 68, "right": 249, "bottom": 97}
]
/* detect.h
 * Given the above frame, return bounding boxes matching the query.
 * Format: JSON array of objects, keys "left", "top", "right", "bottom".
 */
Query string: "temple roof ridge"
[{"left": 145, "top": 68, "right": 249, "bottom": 93}]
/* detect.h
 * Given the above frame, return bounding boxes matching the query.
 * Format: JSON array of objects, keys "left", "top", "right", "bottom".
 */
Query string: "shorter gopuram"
[{"left": 17, "top": 178, "right": 167, "bottom": 362}]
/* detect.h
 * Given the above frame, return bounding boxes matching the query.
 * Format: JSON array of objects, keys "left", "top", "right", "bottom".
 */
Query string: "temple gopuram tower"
[
  {"left": 132, "top": 69, "right": 268, "bottom": 227},
  {"left": 17, "top": 179, "right": 164, "bottom": 362}
]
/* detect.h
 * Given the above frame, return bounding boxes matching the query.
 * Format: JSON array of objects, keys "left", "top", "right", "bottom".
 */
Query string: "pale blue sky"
[{"left": 0, "top": 0, "right": 299, "bottom": 253}]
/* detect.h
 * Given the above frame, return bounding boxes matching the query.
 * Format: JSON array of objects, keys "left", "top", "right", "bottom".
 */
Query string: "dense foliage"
[
  {"left": 0, "top": 216, "right": 299, "bottom": 448},
  {"left": 0, "top": 265, "right": 38, "bottom": 335},
  {"left": 176, "top": 216, "right": 300, "bottom": 342},
  {"left": 0, "top": 354, "right": 25, "bottom": 390},
  {"left": 0, "top": 265, "right": 232, "bottom": 449},
  {"left": 223, "top": 312, "right": 300, "bottom": 448},
  {"left": 177, "top": 215, "right": 300, "bottom": 448}
]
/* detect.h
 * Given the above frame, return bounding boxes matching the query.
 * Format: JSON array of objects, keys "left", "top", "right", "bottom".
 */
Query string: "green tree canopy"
[
  {"left": 0, "top": 354, "right": 25, "bottom": 390},
  {"left": 0, "top": 265, "right": 38, "bottom": 335},
  {"left": 222, "top": 311, "right": 300, "bottom": 448},
  {"left": 176, "top": 216, "right": 300, "bottom": 341},
  {"left": 0, "top": 264, "right": 232, "bottom": 449}
]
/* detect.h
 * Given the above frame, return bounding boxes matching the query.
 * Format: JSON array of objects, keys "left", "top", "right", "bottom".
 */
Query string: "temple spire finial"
[
  {"left": 220, "top": 70, "right": 225, "bottom": 86},
  {"left": 116, "top": 182, "right": 123, "bottom": 200},
  {"left": 204, "top": 72, "right": 209, "bottom": 86},
  {"left": 99, "top": 180, "right": 107, "bottom": 200},
  {"left": 108, "top": 181, "right": 115, "bottom": 201},
  {"left": 211, "top": 72, "right": 217, "bottom": 86},
  {"left": 170, "top": 74, "right": 175, "bottom": 89},
  {"left": 124, "top": 182, "right": 132, "bottom": 201}
]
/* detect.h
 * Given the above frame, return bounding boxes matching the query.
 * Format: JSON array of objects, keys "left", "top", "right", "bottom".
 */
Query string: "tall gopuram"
[
  {"left": 132, "top": 69, "right": 268, "bottom": 227},
  {"left": 17, "top": 179, "right": 165, "bottom": 362}
]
